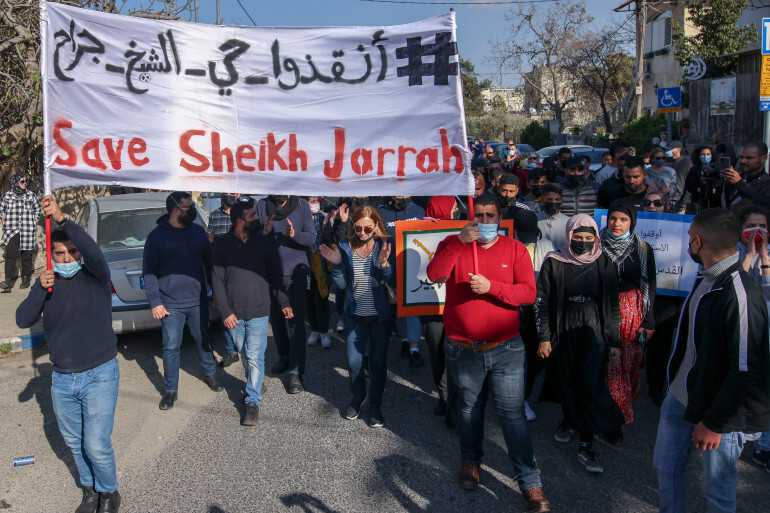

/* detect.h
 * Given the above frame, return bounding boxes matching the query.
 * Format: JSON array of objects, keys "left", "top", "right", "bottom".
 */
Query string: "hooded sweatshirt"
[{"left": 142, "top": 214, "right": 212, "bottom": 309}]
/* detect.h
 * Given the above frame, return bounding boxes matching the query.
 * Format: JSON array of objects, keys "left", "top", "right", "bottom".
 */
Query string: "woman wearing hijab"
[
  {"left": 0, "top": 173, "right": 42, "bottom": 292},
  {"left": 536, "top": 214, "right": 624, "bottom": 474},
  {"left": 600, "top": 201, "right": 656, "bottom": 441}
]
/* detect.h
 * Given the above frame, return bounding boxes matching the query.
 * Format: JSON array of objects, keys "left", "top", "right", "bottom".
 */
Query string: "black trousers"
[
  {"left": 519, "top": 305, "right": 544, "bottom": 400},
  {"left": 306, "top": 274, "right": 330, "bottom": 333},
  {"left": 270, "top": 272, "right": 308, "bottom": 375},
  {"left": 4, "top": 233, "right": 36, "bottom": 282},
  {"left": 645, "top": 296, "right": 685, "bottom": 391},
  {"left": 421, "top": 316, "right": 457, "bottom": 415}
]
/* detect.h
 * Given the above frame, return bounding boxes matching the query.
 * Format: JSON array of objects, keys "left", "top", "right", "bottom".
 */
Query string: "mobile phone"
[{"left": 719, "top": 156, "right": 731, "bottom": 170}]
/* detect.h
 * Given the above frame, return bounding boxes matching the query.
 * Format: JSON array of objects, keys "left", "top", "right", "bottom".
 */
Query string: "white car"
[{"left": 73, "top": 192, "right": 217, "bottom": 334}]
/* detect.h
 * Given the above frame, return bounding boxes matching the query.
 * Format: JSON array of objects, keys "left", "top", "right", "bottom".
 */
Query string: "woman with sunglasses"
[
  {"left": 320, "top": 205, "right": 395, "bottom": 428},
  {"left": 641, "top": 190, "right": 669, "bottom": 213},
  {"left": 0, "top": 173, "right": 41, "bottom": 293},
  {"left": 599, "top": 201, "right": 656, "bottom": 444}
]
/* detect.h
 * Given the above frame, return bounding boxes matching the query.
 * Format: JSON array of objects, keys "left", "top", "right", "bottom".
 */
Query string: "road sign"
[
  {"left": 762, "top": 55, "right": 770, "bottom": 111},
  {"left": 657, "top": 87, "right": 682, "bottom": 113},
  {"left": 763, "top": 18, "right": 770, "bottom": 54}
]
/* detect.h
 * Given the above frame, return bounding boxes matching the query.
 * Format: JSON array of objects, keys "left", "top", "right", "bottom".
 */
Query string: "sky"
[{"left": 140, "top": 0, "right": 634, "bottom": 87}]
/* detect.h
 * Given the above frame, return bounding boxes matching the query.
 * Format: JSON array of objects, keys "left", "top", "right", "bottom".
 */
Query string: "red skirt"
[{"left": 607, "top": 289, "right": 645, "bottom": 424}]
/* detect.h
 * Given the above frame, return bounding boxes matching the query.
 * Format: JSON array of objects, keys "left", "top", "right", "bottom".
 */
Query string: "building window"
[{"left": 645, "top": 11, "right": 673, "bottom": 54}]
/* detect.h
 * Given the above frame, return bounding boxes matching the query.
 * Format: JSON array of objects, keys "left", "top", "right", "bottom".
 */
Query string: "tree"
[
  {"left": 490, "top": 0, "right": 592, "bottom": 133},
  {"left": 0, "top": 0, "right": 194, "bottom": 191},
  {"left": 520, "top": 121, "right": 551, "bottom": 150},
  {"left": 564, "top": 30, "right": 633, "bottom": 135},
  {"left": 460, "top": 59, "right": 492, "bottom": 117},
  {"left": 466, "top": 112, "right": 528, "bottom": 142},
  {"left": 618, "top": 113, "right": 667, "bottom": 156},
  {"left": 490, "top": 95, "right": 508, "bottom": 113},
  {"left": 672, "top": 0, "right": 757, "bottom": 78}
]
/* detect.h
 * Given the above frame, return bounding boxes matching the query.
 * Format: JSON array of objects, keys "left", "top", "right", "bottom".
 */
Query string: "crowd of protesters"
[{"left": 7, "top": 134, "right": 770, "bottom": 513}]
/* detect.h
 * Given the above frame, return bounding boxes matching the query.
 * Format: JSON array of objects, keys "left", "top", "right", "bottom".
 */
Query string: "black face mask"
[
  {"left": 452, "top": 209, "right": 462, "bottom": 220},
  {"left": 529, "top": 185, "right": 542, "bottom": 198},
  {"left": 560, "top": 159, "right": 568, "bottom": 169},
  {"left": 392, "top": 197, "right": 411, "bottom": 211},
  {"left": 180, "top": 207, "right": 197, "bottom": 226},
  {"left": 543, "top": 201, "right": 561, "bottom": 216},
  {"left": 688, "top": 241, "right": 702, "bottom": 265},
  {"left": 499, "top": 196, "right": 514, "bottom": 207},
  {"left": 221, "top": 195, "right": 237, "bottom": 208},
  {"left": 570, "top": 239, "right": 593, "bottom": 255},
  {"left": 566, "top": 174, "right": 587, "bottom": 188},
  {"left": 626, "top": 183, "right": 644, "bottom": 193},
  {"left": 271, "top": 195, "right": 289, "bottom": 204}
]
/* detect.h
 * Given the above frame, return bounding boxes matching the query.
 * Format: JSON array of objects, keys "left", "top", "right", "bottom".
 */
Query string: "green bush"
[
  {"left": 520, "top": 121, "right": 552, "bottom": 150},
  {"left": 0, "top": 343, "right": 12, "bottom": 355},
  {"left": 618, "top": 114, "right": 668, "bottom": 156}
]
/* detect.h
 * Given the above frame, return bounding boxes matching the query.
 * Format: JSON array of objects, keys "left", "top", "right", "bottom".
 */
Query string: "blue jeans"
[
  {"left": 228, "top": 316, "right": 269, "bottom": 405},
  {"left": 222, "top": 321, "right": 236, "bottom": 354},
  {"left": 397, "top": 315, "right": 422, "bottom": 345},
  {"left": 444, "top": 336, "right": 542, "bottom": 491},
  {"left": 51, "top": 358, "right": 119, "bottom": 492},
  {"left": 346, "top": 315, "right": 392, "bottom": 409},
  {"left": 755, "top": 430, "right": 770, "bottom": 451},
  {"left": 161, "top": 304, "right": 217, "bottom": 393},
  {"left": 270, "top": 272, "right": 307, "bottom": 375},
  {"left": 654, "top": 394, "right": 746, "bottom": 513}
]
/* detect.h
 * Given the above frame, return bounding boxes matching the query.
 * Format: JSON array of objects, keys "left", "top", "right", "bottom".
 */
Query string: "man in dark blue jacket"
[
  {"left": 17, "top": 196, "right": 122, "bottom": 513},
  {"left": 143, "top": 192, "right": 222, "bottom": 411},
  {"left": 256, "top": 195, "right": 315, "bottom": 394},
  {"left": 654, "top": 208, "right": 770, "bottom": 513}
]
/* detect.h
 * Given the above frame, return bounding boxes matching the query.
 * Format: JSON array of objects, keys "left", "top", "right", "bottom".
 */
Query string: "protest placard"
[
  {"left": 40, "top": 2, "right": 472, "bottom": 196},
  {"left": 595, "top": 210, "right": 697, "bottom": 296},
  {"left": 394, "top": 220, "right": 514, "bottom": 316}
]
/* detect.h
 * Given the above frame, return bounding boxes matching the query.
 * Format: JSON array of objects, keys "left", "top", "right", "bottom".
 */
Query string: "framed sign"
[{"left": 394, "top": 219, "right": 514, "bottom": 315}]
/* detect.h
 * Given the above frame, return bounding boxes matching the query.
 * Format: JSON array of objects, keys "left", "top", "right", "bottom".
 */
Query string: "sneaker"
[
  {"left": 287, "top": 374, "right": 304, "bottom": 394},
  {"left": 369, "top": 407, "right": 384, "bottom": 428},
  {"left": 307, "top": 331, "right": 320, "bottom": 346},
  {"left": 19, "top": 277, "right": 30, "bottom": 289},
  {"left": 219, "top": 352, "right": 239, "bottom": 368},
  {"left": 320, "top": 333, "right": 332, "bottom": 348},
  {"left": 0, "top": 281, "right": 11, "bottom": 293},
  {"left": 753, "top": 448, "right": 770, "bottom": 470},
  {"left": 578, "top": 447, "right": 604, "bottom": 473},
  {"left": 400, "top": 342, "right": 410, "bottom": 359},
  {"left": 409, "top": 351, "right": 425, "bottom": 368},
  {"left": 344, "top": 401, "right": 362, "bottom": 420},
  {"left": 242, "top": 403, "right": 259, "bottom": 426},
  {"left": 524, "top": 401, "right": 537, "bottom": 421},
  {"left": 335, "top": 319, "right": 345, "bottom": 332},
  {"left": 554, "top": 420, "right": 573, "bottom": 443},
  {"left": 159, "top": 392, "right": 177, "bottom": 410}
]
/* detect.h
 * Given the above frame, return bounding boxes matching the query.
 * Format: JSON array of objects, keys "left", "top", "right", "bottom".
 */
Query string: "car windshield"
[{"left": 97, "top": 208, "right": 167, "bottom": 250}]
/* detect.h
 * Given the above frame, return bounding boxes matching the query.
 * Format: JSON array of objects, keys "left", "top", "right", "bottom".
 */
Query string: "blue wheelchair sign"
[{"left": 658, "top": 87, "right": 682, "bottom": 112}]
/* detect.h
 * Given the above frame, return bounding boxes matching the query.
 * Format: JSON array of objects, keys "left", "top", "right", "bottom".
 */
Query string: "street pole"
[
  {"left": 764, "top": 111, "right": 770, "bottom": 162},
  {"left": 216, "top": 0, "right": 221, "bottom": 25},
  {"left": 635, "top": 0, "right": 646, "bottom": 120},
  {"left": 667, "top": 112, "right": 673, "bottom": 145},
  {"left": 194, "top": 0, "right": 199, "bottom": 22}
]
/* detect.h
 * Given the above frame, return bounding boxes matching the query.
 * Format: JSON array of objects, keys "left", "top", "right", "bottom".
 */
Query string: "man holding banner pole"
[{"left": 427, "top": 194, "right": 550, "bottom": 512}]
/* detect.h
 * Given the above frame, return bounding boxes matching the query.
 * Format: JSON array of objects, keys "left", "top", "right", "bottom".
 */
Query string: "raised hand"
[
  {"left": 262, "top": 215, "right": 275, "bottom": 236},
  {"left": 42, "top": 195, "right": 65, "bottom": 223},
  {"left": 379, "top": 242, "right": 391, "bottom": 267},
  {"left": 459, "top": 220, "right": 479, "bottom": 244},
  {"left": 339, "top": 203, "right": 350, "bottom": 223},
  {"left": 320, "top": 243, "right": 341, "bottom": 265},
  {"left": 284, "top": 218, "right": 295, "bottom": 238}
]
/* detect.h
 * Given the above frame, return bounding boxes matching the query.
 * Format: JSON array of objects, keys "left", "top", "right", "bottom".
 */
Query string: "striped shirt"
[{"left": 352, "top": 251, "right": 378, "bottom": 317}]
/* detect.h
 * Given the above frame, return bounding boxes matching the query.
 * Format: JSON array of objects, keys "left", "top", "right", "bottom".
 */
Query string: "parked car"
[
  {"left": 537, "top": 145, "right": 609, "bottom": 171},
  {"left": 73, "top": 192, "right": 216, "bottom": 334}
]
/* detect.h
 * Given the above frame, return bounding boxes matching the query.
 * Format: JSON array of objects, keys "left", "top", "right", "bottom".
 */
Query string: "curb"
[{"left": 0, "top": 333, "right": 45, "bottom": 353}]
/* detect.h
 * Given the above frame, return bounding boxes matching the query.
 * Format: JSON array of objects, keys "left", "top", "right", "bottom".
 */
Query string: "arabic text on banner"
[{"left": 40, "top": 2, "right": 472, "bottom": 195}]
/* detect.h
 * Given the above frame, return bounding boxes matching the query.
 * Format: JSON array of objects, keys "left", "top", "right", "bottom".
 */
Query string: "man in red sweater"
[{"left": 427, "top": 193, "right": 550, "bottom": 513}]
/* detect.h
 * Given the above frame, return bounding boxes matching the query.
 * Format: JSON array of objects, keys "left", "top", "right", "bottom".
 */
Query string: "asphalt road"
[{"left": 1, "top": 323, "right": 768, "bottom": 513}]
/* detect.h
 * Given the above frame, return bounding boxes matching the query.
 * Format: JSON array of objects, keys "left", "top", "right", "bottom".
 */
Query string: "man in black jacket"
[
  {"left": 17, "top": 196, "right": 122, "bottom": 513},
  {"left": 557, "top": 156, "right": 598, "bottom": 216},
  {"left": 654, "top": 208, "right": 770, "bottom": 513},
  {"left": 211, "top": 198, "right": 292, "bottom": 426}
]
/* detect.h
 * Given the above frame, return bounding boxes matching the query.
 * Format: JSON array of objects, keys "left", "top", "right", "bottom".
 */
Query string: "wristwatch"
[{"left": 58, "top": 214, "right": 70, "bottom": 224}]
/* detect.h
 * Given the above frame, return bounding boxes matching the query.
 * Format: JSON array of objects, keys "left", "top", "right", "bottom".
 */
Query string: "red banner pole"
[
  {"left": 45, "top": 216, "right": 52, "bottom": 292},
  {"left": 468, "top": 196, "right": 478, "bottom": 275}
]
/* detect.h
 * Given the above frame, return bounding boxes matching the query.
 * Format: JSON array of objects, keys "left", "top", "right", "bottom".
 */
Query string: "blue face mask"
[
  {"left": 478, "top": 223, "right": 499, "bottom": 243},
  {"left": 665, "top": 150, "right": 674, "bottom": 158},
  {"left": 54, "top": 261, "right": 82, "bottom": 278},
  {"left": 528, "top": 162, "right": 539, "bottom": 168},
  {"left": 609, "top": 231, "right": 631, "bottom": 240},
  {"left": 700, "top": 155, "right": 712, "bottom": 164}
]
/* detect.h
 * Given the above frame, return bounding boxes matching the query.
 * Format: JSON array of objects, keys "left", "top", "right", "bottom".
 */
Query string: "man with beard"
[
  {"left": 256, "top": 194, "right": 315, "bottom": 394},
  {"left": 381, "top": 196, "right": 427, "bottom": 366},
  {"left": 558, "top": 157, "right": 599, "bottom": 216},
  {"left": 495, "top": 172, "right": 531, "bottom": 219},
  {"left": 721, "top": 141, "right": 770, "bottom": 209},
  {"left": 208, "top": 192, "right": 241, "bottom": 367},
  {"left": 601, "top": 156, "right": 654, "bottom": 210},
  {"left": 211, "top": 198, "right": 292, "bottom": 425},
  {"left": 143, "top": 192, "right": 223, "bottom": 411}
]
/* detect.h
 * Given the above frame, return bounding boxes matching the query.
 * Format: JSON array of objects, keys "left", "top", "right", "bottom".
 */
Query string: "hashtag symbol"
[{"left": 396, "top": 32, "right": 458, "bottom": 86}]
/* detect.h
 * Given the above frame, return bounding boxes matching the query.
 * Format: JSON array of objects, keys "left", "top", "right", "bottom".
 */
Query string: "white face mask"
[{"left": 309, "top": 203, "right": 321, "bottom": 214}]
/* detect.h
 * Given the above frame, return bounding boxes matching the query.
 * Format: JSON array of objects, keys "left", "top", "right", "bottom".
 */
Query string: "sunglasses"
[
  {"left": 18, "top": 180, "right": 27, "bottom": 184},
  {"left": 528, "top": 157, "right": 539, "bottom": 161},
  {"left": 643, "top": 199, "right": 664, "bottom": 207},
  {"left": 354, "top": 225, "right": 375, "bottom": 235}
]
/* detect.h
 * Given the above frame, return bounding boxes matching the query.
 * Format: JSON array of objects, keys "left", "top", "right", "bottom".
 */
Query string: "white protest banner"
[
  {"left": 40, "top": 2, "right": 472, "bottom": 196},
  {"left": 395, "top": 220, "right": 514, "bottom": 315},
  {"left": 595, "top": 210, "right": 698, "bottom": 297}
]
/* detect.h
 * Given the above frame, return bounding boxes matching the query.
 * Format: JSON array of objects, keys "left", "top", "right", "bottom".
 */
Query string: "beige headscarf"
[{"left": 544, "top": 214, "right": 602, "bottom": 265}]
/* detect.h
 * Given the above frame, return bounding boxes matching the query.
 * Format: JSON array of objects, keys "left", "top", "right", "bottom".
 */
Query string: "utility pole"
[
  {"left": 635, "top": 0, "right": 646, "bottom": 120},
  {"left": 216, "top": 0, "right": 221, "bottom": 25},
  {"left": 194, "top": 0, "right": 199, "bottom": 23}
]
